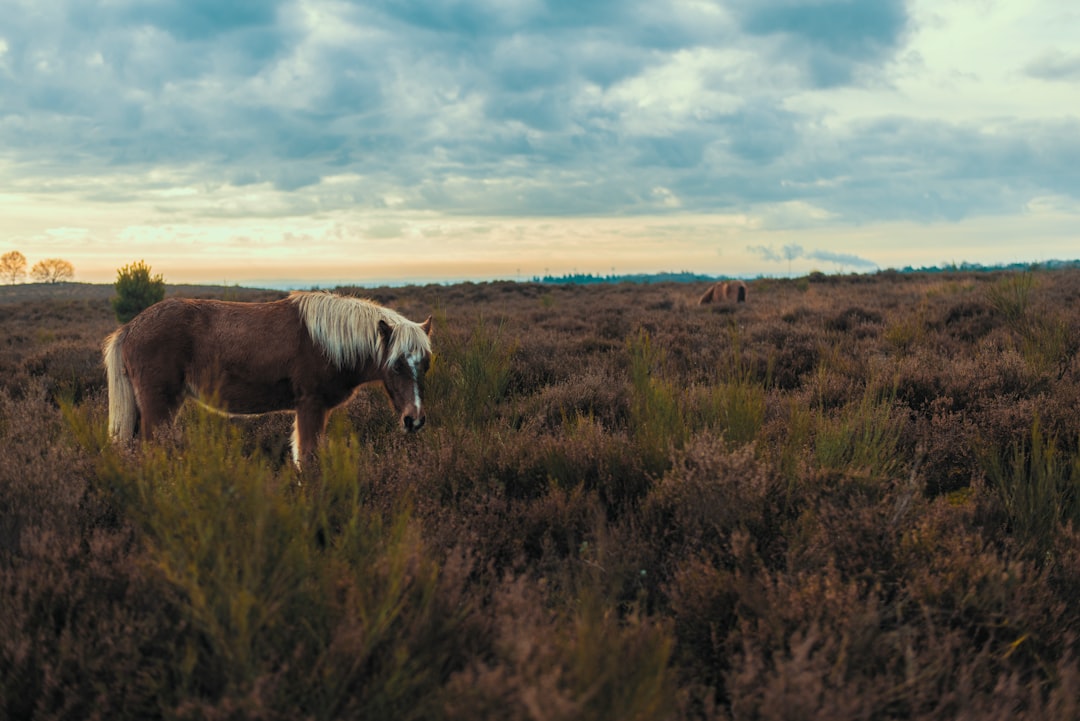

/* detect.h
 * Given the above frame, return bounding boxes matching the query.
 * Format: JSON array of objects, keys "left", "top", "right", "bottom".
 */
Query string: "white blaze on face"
[{"left": 407, "top": 353, "right": 422, "bottom": 414}]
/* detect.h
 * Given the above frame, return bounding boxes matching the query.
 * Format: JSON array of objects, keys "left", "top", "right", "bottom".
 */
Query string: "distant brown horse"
[
  {"left": 103, "top": 291, "right": 433, "bottom": 465},
  {"left": 699, "top": 280, "right": 748, "bottom": 304}
]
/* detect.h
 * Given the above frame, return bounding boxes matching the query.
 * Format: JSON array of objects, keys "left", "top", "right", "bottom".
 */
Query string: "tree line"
[{"left": 0, "top": 251, "right": 75, "bottom": 284}]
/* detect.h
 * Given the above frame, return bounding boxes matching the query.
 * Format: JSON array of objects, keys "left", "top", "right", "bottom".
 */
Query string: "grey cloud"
[
  {"left": 119, "top": 0, "right": 289, "bottom": 41},
  {"left": 806, "top": 249, "right": 877, "bottom": 269},
  {"left": 363, "top": 0, "right": 635, "bottom": 36},
  {"left": 725, "top": 102, "right": 803, "bottom": 163},
  {"left": 736, "top": 0, "right": 909, "bottom": 59},
  {"left": 635, "top": 134, "right": 712, "bottom": 169},
  {"left": 746, "top": 245, "right": 782, "bottom": 262},
  {"left": 358, "top": 0, "right": 524, "bottom": 36},
  {"left": 574, "top": 39, "right": 652, "bottom": 87},
  {"left": 1024, "top": 51, "right": 1080, "bottom": 82},
  {"left": 783, "top": 244, "right": 804, "bottom": 261},
  {"left": 271, "top": 169, "right": 323, "bottom": 192},
  {"left": 731, "top": 0, "right": 912, "bottom": 86},
  {"left": 484, "top": 90, "right": 572, "bottom": 132},
  {"left": 806, "top": 116, "right": 1080, "bottom": 221},
  {"left": 747, "top": 243, "right": 875, "bottom": 270}
]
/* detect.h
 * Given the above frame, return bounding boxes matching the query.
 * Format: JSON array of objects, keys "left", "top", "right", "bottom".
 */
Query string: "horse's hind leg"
[{"left": 134, "top": 386, "right": 184, "bottom": 442}]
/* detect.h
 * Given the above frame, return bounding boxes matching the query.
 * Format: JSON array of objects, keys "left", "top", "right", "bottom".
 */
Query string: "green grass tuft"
[{"left": 983, "top": 418, "right": 1080, "bottom": 561}]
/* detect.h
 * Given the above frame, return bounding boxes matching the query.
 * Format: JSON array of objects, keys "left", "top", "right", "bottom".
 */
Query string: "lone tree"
[
  {"left": 112, "top": 260, "right": 165, "bottom": 323},
  {"left": 0, "top": 251, "right": 27, "bottom": 283},
  {"left": 30, "top": 258, "right": 75, "bottom": 283}
]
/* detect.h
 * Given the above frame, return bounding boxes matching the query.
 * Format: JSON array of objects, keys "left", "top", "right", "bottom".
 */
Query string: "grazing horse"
[
  {"left": 698, "top": 280, "right": 748, "bottom": 305},
  {"left": 103, "top": 291, "right": 433, "bottom": 465}
]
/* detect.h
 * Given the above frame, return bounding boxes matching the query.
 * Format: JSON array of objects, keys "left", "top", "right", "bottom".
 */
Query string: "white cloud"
[{"left": 651, "top": 186, "right": 682, "bottom": 208}]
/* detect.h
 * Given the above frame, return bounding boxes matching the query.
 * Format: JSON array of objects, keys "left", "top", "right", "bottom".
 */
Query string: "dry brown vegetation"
[{"left": 2, "top": 270, "right": 1080, "bottom": 720}]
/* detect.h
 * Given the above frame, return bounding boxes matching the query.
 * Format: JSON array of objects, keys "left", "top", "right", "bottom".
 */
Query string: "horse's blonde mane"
[{"left": 290, "top": 291, "right": 431, "bottom": 369}]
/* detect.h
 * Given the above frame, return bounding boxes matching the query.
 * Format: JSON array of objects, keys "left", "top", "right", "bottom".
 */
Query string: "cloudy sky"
[{"left": 2, "top": 0, "right": 1078, "bottom": 286}]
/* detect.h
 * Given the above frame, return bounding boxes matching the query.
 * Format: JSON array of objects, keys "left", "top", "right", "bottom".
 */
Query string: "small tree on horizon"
[
  {"left": 113, "top": 260, "right": 166, "bottom": 323},
  {"left": 0, "top": 251, "right": 27, "bottom": 284},
  {"left": 30, "top": 258, "right": 75, "bottom": 283}
]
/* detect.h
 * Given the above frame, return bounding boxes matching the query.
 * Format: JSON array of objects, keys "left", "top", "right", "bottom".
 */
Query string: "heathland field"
[{"left": 2, "top": 270, "right": 1080, "bottom": 720}]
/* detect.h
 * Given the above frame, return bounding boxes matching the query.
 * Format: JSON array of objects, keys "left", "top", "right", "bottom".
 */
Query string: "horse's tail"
[
  {"left": 103, "top": 329, "right": 137, "bottom": 441},
  {"left": 737, "top": 284, "right": 747, "bottom": 303}
]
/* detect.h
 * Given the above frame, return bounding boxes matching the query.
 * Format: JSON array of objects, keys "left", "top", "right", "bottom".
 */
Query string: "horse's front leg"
[{"left": 291, "top": 403, "right": 329, "bottom": 467}]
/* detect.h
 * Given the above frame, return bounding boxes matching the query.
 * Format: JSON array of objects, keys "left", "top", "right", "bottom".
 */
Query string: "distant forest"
[{"left": 535, "top": 258, "right": 1080, "bottom": 285}]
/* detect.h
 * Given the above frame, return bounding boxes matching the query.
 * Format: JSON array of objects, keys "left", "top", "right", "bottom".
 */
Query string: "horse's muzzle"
[{"left": 403, "top": 413, "right": 426, "bottom": 433}]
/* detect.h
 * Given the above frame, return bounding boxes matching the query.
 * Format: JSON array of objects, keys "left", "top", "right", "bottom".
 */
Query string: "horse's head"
[{"left": 378, "top": 316, "right": 433, "bottom": 433}]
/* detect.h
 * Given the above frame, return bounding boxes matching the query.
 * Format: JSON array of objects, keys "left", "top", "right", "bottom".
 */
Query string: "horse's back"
[
  {"left": 125, "top": 297, "right": 297, "bottom": 349},
  {"left": 699, "top": 280, "right": 748, "bottom": 304},
  {"left": 119, "top": 298, "right": 309, "bottom": 404}
]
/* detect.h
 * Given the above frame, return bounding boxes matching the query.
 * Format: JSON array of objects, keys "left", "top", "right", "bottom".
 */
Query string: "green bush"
[{"left": 112, "top": 260, "right": 165, "bottom": 323}]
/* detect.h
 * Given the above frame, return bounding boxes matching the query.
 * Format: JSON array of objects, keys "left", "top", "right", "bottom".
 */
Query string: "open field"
[{"left": 2, "top": 271, "right": 1080, "bottom": 720}]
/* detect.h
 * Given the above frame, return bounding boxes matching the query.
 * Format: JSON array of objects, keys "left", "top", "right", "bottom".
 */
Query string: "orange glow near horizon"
[{"left": 7, "top": 189, "right": 1079, "bottom": 288}]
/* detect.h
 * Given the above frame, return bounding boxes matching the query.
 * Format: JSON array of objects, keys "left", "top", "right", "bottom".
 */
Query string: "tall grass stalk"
[
  {"left": 1020, "top": 314, "right": 1074, "bottom": 378},
  {"left": 986, "top": 271, "right": 1035, "bottom": 326},
  {"left": 430, "top": 315, "right": 516, "bottom": 428},
  {"left": 984, "top": 419, "right": 1080, "bottom": 559},
  {"left": 567, "top": 591, "right": 675, "bottom": 721},
  {"left": 814, "top": 385, "right": 902, "bottom": 480},
  {"left": 627, "top": 329, "right": 687, "bottom": 475},
  {"left": 884, "top": 302, "right": 927, "bottom": 353},
  {"left": 707, "top": 323, "right": 767, "bottom": 445},
  {"left": 779, "top": 397, "right": 814, "bottom": 501},
  {"left": 693, "top": 378, "right": 765, "bottom": 447}
]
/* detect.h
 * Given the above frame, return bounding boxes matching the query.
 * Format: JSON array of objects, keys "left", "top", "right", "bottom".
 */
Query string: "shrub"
[
  {"left": 825, "top": 306, "right": 883, "bottom": 334},
  {"left": 444, "top": 578, "right": 675, "bottom": 721},
  {"left": 112, "top": 260, "right": 165, "bottom": 323},
  {"left": 21, "top": 340, "right": 104, "bottom": 403},
  {"left": 71, "top": 406, "right": 465, "bottom": 718}
]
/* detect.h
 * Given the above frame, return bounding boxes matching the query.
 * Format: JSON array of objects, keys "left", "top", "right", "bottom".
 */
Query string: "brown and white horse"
[
  {"left": 103, "top": 291, "right": 433, "bottom": 465},
  {"left": 698, "top": 280, "right": 748, "bottom": 305}
]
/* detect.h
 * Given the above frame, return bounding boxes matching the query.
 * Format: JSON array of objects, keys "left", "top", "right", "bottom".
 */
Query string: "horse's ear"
[
  {"left": 377, "top": 319, "right": 394, "bottom": 349},
  {"left": 420, "top": 316, "right": 433, "bottom": 336}
]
